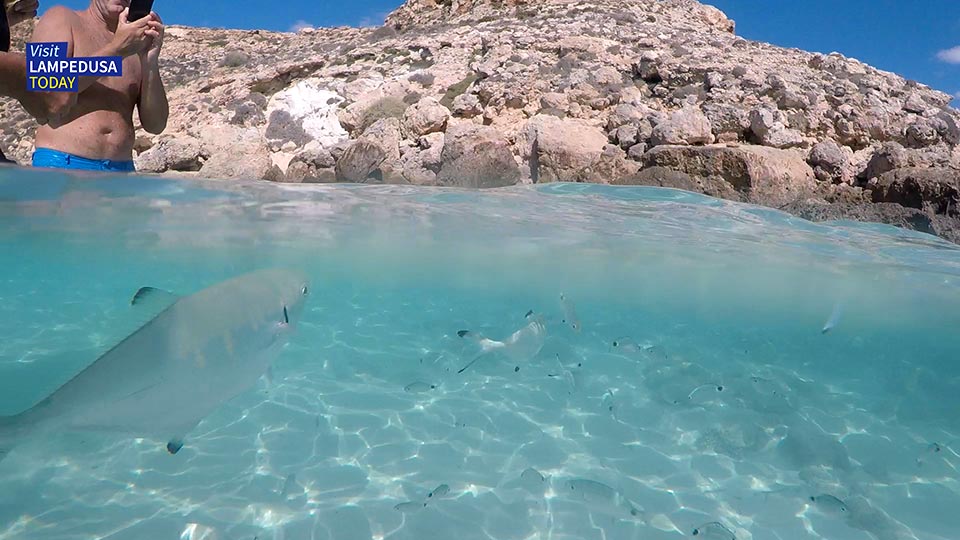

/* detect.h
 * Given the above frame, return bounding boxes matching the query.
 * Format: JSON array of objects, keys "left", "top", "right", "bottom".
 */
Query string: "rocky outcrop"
[
  {"left": 335, "top": 118, "right": 403, "bottom": 183},
  {"left": 783, "top": 199, "right": 960, "bottom": 244},
  {"left": 1, "top": 0, "right": 959, "bottom": 241},
  {"left": 437, "top": 123, "right": 520, "bottom": 188},
  {"left": 640, "top": 144, "right": 817, "bottom": 206},
  {"left": 523, "top": 115, "right": 611, "bottom": 183},
  {"left": 651, "top": 107, "right": 715, "bottom": 146},
  {"left": 870, "top": 168, "right": 959, "bottom": 217}
]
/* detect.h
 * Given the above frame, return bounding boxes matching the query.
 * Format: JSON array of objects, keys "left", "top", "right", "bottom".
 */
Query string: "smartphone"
[{"left": 128, "top": 0, "right": 154, "bottom": 21}]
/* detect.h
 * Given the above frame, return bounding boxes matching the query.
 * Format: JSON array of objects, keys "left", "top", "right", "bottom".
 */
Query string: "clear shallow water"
[{"left": 1, "top": 167, "right": 959, "bottom": 540}]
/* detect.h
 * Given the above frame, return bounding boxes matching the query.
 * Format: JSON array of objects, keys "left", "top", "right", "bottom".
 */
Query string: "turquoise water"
[{"left": 1, "top": 167, "right": 959, "bottom": 540}]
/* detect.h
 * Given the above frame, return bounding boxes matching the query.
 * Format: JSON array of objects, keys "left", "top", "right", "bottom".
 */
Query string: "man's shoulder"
[{"left": 37, "top": 6, "right": 81, "bottom": 26}]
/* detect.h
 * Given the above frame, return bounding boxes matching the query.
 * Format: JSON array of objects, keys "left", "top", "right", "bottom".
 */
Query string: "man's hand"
[
  {"left": 138, "top": 12, "right": 164, "bottom": 68},
  {"left": 6, "top": 0, "right": 39, "bottom": 26},
  {"left": 110, "top": 7, "right": 156, "bottom": 57}
]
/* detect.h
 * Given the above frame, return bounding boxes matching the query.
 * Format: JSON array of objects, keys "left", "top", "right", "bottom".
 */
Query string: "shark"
[{"left": 0, "top": 268, "right": 310, "bottom": 460}]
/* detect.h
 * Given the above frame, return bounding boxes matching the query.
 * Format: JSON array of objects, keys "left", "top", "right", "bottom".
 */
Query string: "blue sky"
[{"left": 40, "top": 0, "right": 960, "bottom": 102}]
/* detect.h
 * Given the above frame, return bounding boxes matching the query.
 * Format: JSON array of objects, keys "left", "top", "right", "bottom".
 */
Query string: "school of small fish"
[{"left": 432, "top": 291, "right": 939, "bottom": 539}]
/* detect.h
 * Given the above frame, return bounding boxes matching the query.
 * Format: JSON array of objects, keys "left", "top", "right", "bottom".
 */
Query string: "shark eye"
[{"left": 301, "top": 286, "right": 308, "bottom": 296}]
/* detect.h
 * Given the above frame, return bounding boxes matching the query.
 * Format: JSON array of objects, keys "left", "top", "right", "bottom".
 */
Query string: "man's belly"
[{"left": 35, "top": 109, "right": 136, "bottom": 162}]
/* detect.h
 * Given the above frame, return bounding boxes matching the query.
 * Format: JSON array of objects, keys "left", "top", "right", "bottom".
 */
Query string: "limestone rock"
[
  {"left": 401, "top": 97, "right": 451, "bottom": 138},
  {"left": 870, "top": 167, "right": 960, "bottom": 216},
  {"left": 452, "top": 94, "right": 483, "bottom": 118},
  {"left": 702, "top": 103, "right": 750, "bottom": 142},
  {"left": 862, "top": 142, "right": 913, "bottom": 180},
  {"left": 201, "top": 143, "right": 282, "bottom": 181},
  {"left": 335, "top": 118, "right": 403, "bottom": 183},
  {"left": 135, "top": 137, "right": 205, "bottom": 173},
  {"left": 616, "top": 166, "right": 742, "bottom": 201},
  {"left": 782, "top": 199, "right": 960, "bottom": 244},
  {"left": 650, "top": 107, "right": 714, "bottom": 146},
  {"left": 524, "top": 115, "right": 609, "bottom": 183},
  {"left": 284, "top": 147, "right": 337, "bottom": 183},
  {"left": 265, "top": 78, "right": 348, "bottom": 148},
  {"left": 641, "top": 144, "right": 817, "bottom": 206},
  {"left": 614, "top": 125, "right": 639, "bottom": 149},
  {"left": 807, "top": 140, "right": 848, "bottom": 182},
  {"left": 627, "top": 143, "right": 647, "bottom": 161},
  {"left": 437, "top": 124, "right": 520, "bottom": 188},
  {"left": 902, "top": 93, "right": 927, "bottom": 114},
  {"left": 749, "top": 107, "right": 804, "bottom": 149},
  {"left": 905, "top": 119, "right": 940, "bottom": 149}
]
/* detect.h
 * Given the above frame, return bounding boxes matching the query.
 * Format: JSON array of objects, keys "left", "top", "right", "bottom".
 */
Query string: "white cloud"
[
  {"left": 289, "top": 20, "right": 314, "bottom": 32},
  {"left": 954, "top": 91, "right": 960, "bottom": 100},
  {"left": 936, "top": 46, "right": 960, "bottom": 64}
]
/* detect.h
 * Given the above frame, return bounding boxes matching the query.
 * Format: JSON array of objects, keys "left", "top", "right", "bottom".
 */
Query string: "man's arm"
[
  {"left": 137, "top": 13, "right": 166, "bottom": 134},
  {"left": 0, "top": 50, "right": 75, "bottom": 124},
  {"left": 0, "top": 51, "right": 28, "bottom": 99}
]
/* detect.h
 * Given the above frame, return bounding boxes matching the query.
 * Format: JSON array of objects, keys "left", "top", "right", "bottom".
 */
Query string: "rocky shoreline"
[{"left": 1, "top": 0, "right": 958, "bottom": 242}]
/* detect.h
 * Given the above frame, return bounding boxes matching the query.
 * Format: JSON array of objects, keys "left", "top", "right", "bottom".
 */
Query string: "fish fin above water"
[{"left": 130, "top": 286, "right": 180, "bottom": 308}]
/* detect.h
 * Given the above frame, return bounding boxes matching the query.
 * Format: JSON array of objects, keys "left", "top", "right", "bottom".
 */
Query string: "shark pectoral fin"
[
  {"left": 130, "top": 287, "right": 180, "bottom": 310},
  {"left": 165, "top": 419, "right": 201, "bottom": 455}
]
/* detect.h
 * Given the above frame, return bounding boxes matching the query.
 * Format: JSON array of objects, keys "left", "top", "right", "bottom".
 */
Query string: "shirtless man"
[
  {"left": 29, "top": 0, "right": 168, "bottom": 172},
  {"left": 0, "top": 0, "right": 76, "bottom": 164}
]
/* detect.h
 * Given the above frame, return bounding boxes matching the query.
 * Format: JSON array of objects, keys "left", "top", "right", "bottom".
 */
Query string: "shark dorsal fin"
[{"left": 131, "top": 287, "right": 180, "bottom": 311}]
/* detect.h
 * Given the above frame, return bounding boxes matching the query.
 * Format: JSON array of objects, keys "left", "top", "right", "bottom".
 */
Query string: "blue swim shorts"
[{"left": 32, "top": 147, "right": 135, "bottom": 172}]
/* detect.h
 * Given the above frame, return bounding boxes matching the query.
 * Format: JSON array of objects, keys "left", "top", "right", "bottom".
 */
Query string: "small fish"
[
  {"left": 427, "top": 484, "right": 450, "bottom": 499},
  {"left": 679, "top": 383, "right": 725, "bottom": 404},
  {"left": 809, "top": 494, "right": 848, "bottom": 516},
  {"left": 547, "top": 354, "right": 577, "bottom": 392},
  {"left": 564, "top": 478, "right": 644, "bottom": 520},
  {"left": 821, "top": 302, "right": 843, "bottom": 334},
  {"left": 457, "top": 311, "right": 547, "bottom": 373},
  {"left": 917, "top": 442, "right": 943, "bottom": 466},
  {"left": 611, "top": 337, "right": 640, "bottom": 353},
  {"left": 394, "top": 501, "right": 426, "bottom": 514},
  {"left": 403, "top": 381, "right": 437, "bottom": 393},
  {"left": 0, "top": 269, "right": 310, "bottom": 460},
  {"left": 612, "top": 338, "right": 669, "bottom": 361},
  {"left": 601, "top": 389, "right": 618, "bottom": 419},
  {"left": 520, "top": 467, "right": 546, "bottom": 483},
  {"left": 559, "top": 293, "right": 581, "bottom": 333},
  {"left": 691, "top": 521, "right": 736, "bottom": 539}
]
